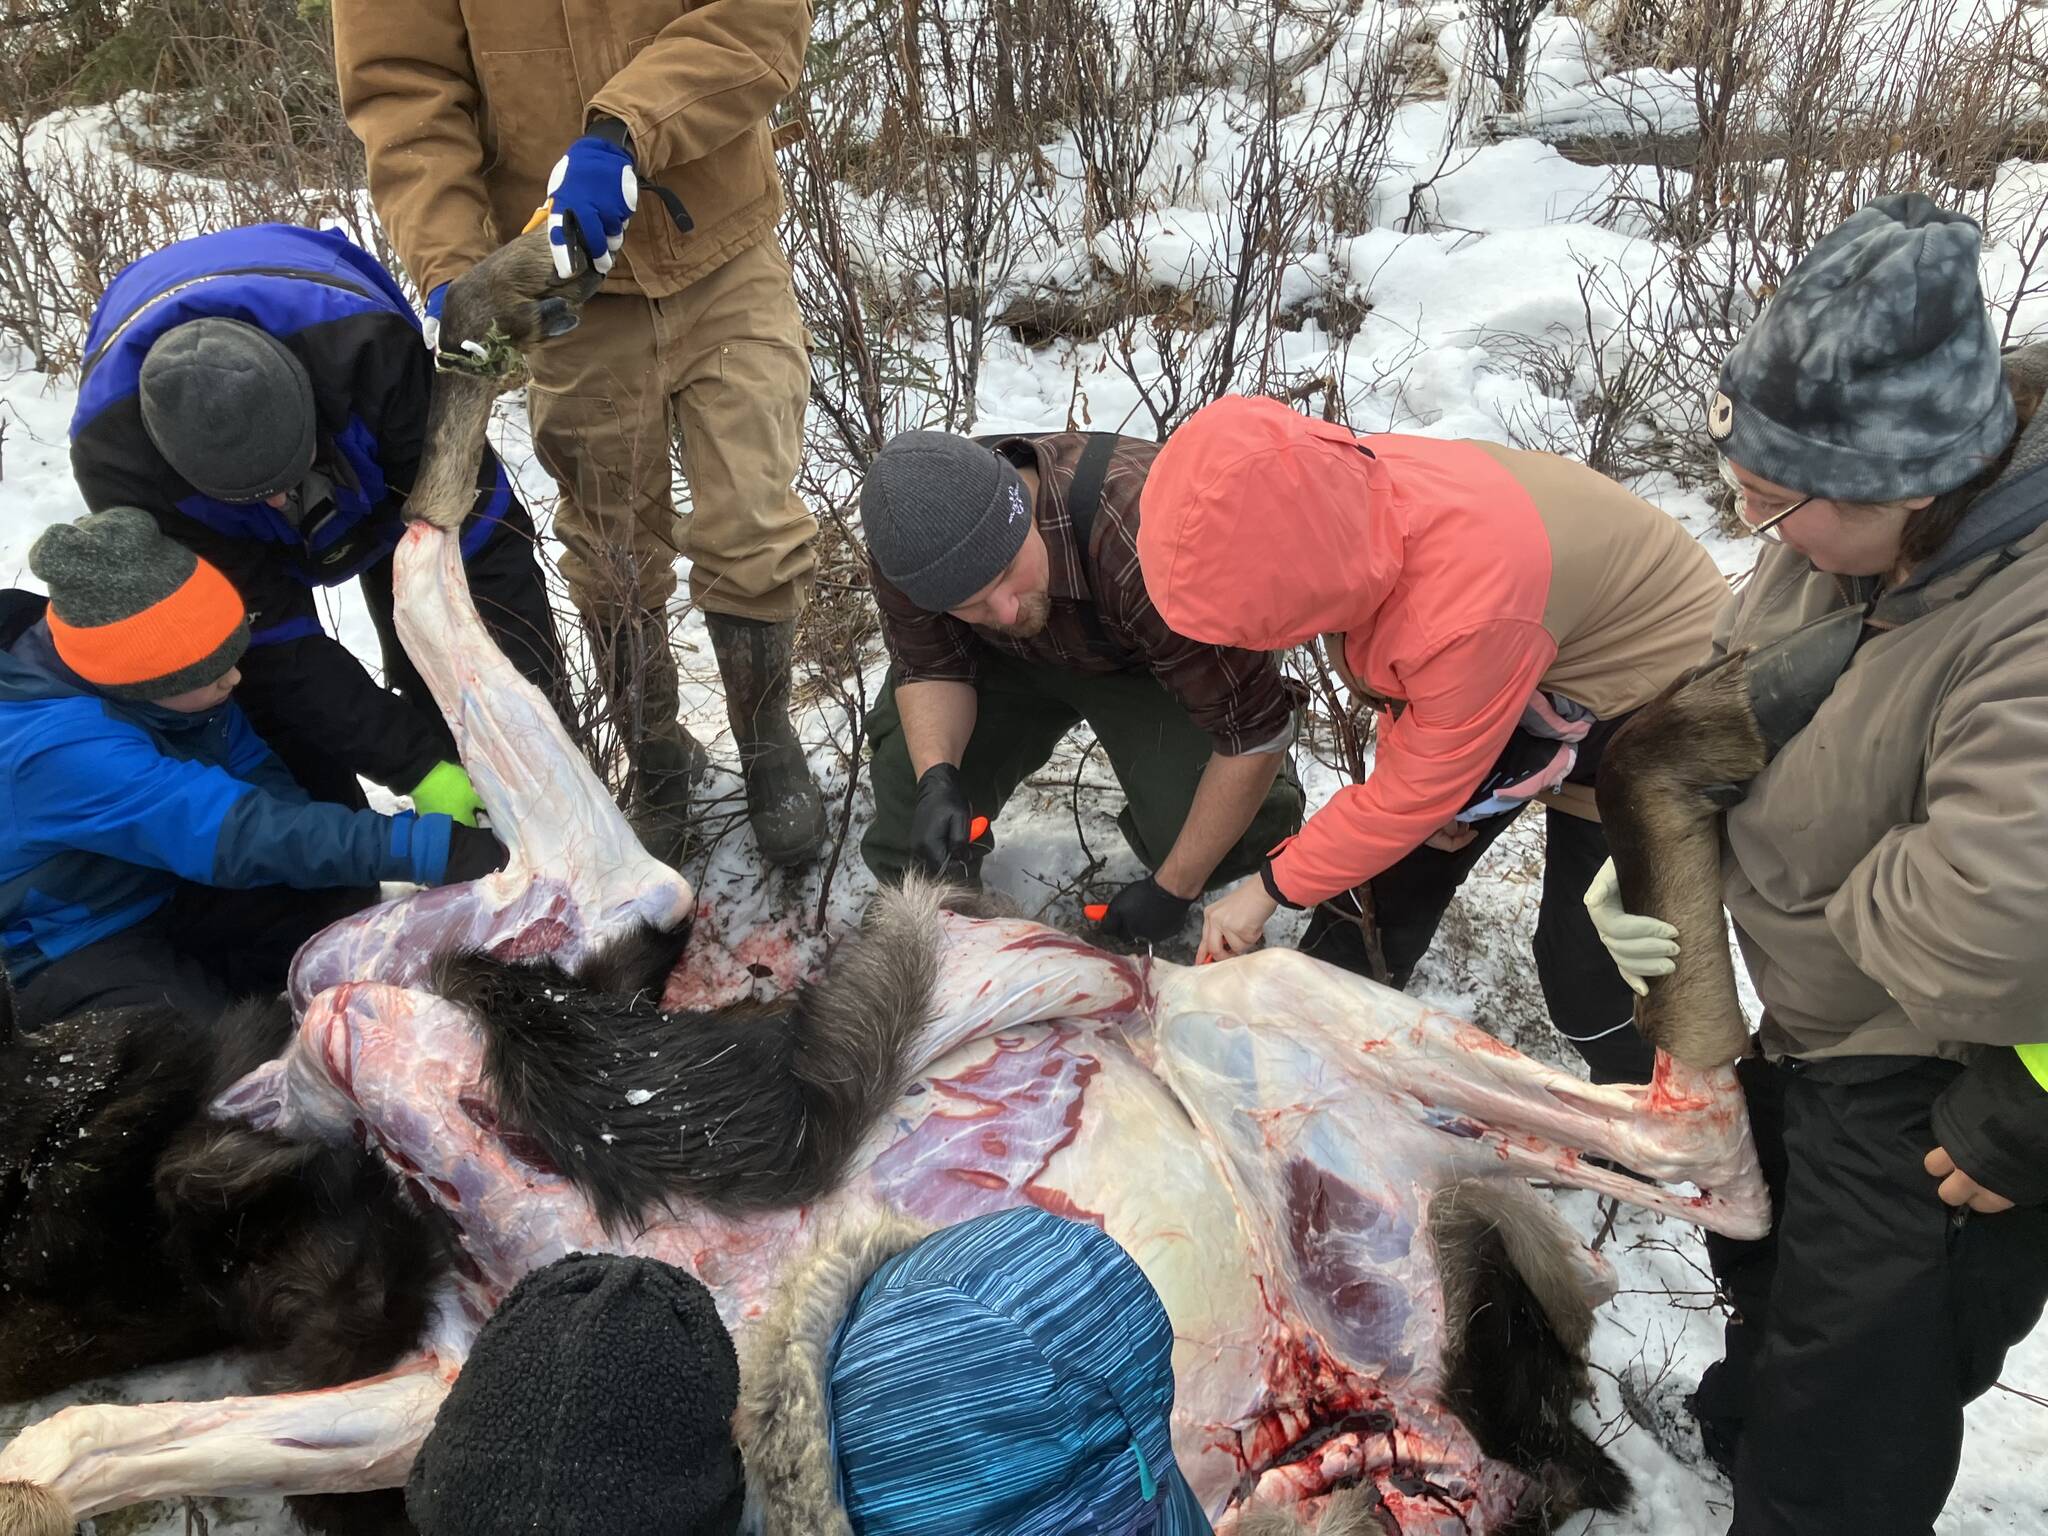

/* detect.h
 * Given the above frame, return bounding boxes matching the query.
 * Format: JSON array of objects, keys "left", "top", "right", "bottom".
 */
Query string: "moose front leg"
[
  {"left": 1156, "top": 951, "right": 1769, "bottom": 1239},
  {"left": 293, "top": 524, "right": 692, "bottom": 1006},
  {"left": 0, "top": 1357, "right": 450, "bottom": 1529}
]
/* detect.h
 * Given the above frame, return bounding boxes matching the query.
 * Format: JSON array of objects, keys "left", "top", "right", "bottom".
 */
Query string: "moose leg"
[
  {"left": 0, "top": 1357, "right": 450, "bottom": 1528},
  {"left": 1156, "top": 951, "right": 1770, "bottom": 1238},
  {"left": 292, "top": 524, "right": 693, "bottom": 1005}
]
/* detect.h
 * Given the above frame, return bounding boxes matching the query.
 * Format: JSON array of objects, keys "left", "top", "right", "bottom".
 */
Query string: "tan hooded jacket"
[
  {"left": 1717, "top": 347, "right": 2048, "bottom": 1063},
  {"left": 333, "top": 0, "right": 810, "bottom": 300}
]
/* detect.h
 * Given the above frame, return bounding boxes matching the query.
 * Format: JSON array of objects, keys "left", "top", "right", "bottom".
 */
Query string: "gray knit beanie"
[
  {"left": 859, "top": 431, "right": 1035, "bottom": 611},
  {"left": 139, "top": 317, "right": 318, "bottom": 503},
  {"left": 1710, "top": 193, "right": 2015, "bottom": 503},
  {"left": 28, "top": 507, "right": 249, "bottom": 700}
]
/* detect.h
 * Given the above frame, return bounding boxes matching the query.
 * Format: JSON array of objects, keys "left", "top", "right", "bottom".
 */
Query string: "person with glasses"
[{"left": 1586, "top": 194, "right": 2048, "bottom": 1535}]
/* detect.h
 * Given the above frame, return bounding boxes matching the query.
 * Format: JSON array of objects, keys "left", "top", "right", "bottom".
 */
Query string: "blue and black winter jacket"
[
  {"left": 0, "top": 593, "right": 454, "bottom": 984},
  {"left": 68, "top": 223, "right": 519, "bottom": 794}
]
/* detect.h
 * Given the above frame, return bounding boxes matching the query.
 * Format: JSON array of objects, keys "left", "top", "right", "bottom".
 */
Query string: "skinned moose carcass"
[
  {"left": 0, "top": 515, "right": 1772, "bottom": 1536},
  {"left": 0, "top": 231, "right": 1784, "bottom": 1536}
]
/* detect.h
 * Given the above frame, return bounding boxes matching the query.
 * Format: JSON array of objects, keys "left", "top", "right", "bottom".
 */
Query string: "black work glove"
[
  {"left": 910, "top": 763, "right": 978, "bottom": 877},
  {"left": 443, "top": 824, "right": 511, "bottom": 884},
  {"left": 1097, "top": 874, "right": 1195, "bottom": 943}
]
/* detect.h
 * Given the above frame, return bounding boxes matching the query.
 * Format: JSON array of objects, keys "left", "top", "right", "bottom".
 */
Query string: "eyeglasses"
[{"left": 1718, "top": 460, "right": 1815, "bottom": 542}]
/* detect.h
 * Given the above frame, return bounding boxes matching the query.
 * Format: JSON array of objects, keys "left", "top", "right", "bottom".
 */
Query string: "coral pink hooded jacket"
[{"left": 1138, "top": 395, "right": 1726, "bottom": 908}]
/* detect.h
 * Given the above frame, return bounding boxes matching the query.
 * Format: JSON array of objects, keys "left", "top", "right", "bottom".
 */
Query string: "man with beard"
[{"left": 858, "top": 430, "right": 1303, "bottom": 946}]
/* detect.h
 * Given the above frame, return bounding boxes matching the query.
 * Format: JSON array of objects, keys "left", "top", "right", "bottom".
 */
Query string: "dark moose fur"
[
  {"left": 1, "top": 991, "right": 449, "bottom": 1411},
  {"left": 436, "top": 880, "right": 945, "bottom": 1232},
  {"left": 1431, "top": 1182, "right": 1632, "bottom": 1530}
]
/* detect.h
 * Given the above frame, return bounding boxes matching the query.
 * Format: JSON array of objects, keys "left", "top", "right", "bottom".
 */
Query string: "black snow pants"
[
  {"left": 1694, "top": 1054, "right": 2048, "bottom": 1536},
  {"left": 14, "top": 882, "right": 376, "bottom": 1030}
]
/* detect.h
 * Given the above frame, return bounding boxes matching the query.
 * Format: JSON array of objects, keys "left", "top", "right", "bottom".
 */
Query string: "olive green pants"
[{"left": 861, "top": 654, "right": 1303, "bottom": 886}]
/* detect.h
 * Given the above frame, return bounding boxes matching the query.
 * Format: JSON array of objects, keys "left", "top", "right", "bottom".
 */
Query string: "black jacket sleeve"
[
  {"left": 234, "top": 625, "right": 453, "bottom": 797},
  {"left": 1931, "top": 1047, "right": 2048, "bottom": 1208},
  {"left": 174, "top": 528, "right": 451, "bottom": 796}
]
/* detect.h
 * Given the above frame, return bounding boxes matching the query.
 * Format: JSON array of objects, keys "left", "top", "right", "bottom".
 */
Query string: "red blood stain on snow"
[{"left": 661, "top": 900, "right": 826, "bottom": 1012}]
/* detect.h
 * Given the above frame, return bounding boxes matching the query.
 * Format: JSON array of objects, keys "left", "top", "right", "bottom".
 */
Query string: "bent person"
[
  {"left": 1138, "top": 394, "right": 1727, "bottom": 1083},
  {"left": 857, "top": 429, "right": 1304, "bottom": 945},
  {"left": 68, "top": 222, "right": 566, "bottom": 827},
  {"left": 2, "top": 510, "right": 505, "bottom": 1029}
]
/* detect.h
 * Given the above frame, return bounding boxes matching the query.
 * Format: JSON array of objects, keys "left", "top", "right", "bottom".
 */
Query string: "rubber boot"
[
  {"left": 705, "top": 612, "right": 826, "bottom": 867},
  {"left": 631, "top": 720, "right": 709, "bottom": 866},
  {"left": 586, "top": 611, "right": 708, "bottom": 865}
]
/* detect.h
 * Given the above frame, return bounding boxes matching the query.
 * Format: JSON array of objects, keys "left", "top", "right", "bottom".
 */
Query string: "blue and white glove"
[
  {"left": 421, "top": 281, "right": 449, "bottom": 353},
  {"left": 545, "top": 133, "right": 638, "bottom": 280}
]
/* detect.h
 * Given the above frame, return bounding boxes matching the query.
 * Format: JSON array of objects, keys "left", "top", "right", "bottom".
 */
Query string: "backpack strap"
[{"left": 1062, "top": 432, "right": 1130, "bottom": 664}]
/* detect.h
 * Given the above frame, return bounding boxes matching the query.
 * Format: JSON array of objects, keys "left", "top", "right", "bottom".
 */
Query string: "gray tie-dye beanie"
[{"left": 1709, "top": 193, "right": 2015, "bottom": 503}]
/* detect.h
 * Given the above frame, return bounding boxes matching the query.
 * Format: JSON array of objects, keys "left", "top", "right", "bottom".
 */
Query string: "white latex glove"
[{"left": 1582, "top": 857, "right": 1678, "bottom": 997}]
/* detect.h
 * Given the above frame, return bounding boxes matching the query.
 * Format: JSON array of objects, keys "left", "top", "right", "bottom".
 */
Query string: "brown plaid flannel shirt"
[{"left": 870, "top": 432, "right": 1299, "bottom": 756}]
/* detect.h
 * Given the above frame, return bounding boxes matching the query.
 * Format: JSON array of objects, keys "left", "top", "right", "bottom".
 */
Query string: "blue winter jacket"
[
  {"left": 67, "top": 222, "right": 519, "bottom": 795},
  {"left": 0, "top": 598, "right": 454, "bottom": 983}
]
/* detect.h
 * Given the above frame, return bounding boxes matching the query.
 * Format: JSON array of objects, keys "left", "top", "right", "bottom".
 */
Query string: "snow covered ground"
[{"left": 3, "top": 1, "right": 2045, "bottom": 1531}]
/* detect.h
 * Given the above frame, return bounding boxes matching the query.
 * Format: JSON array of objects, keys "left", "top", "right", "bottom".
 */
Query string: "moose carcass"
[{"left": 0, "top": 516, "right": 1768, "bottom": 1536}]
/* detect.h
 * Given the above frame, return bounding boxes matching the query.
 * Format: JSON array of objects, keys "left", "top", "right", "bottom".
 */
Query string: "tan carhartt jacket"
[
  {"left": 333, "top": 0, "right": 810, "bottom": 300},
  {"left": 1717, "top": 348, "right": 2048, "bottom": 1062}
]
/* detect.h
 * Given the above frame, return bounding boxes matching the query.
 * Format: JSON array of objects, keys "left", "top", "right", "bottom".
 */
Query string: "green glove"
[{"left": 411, "top": 760, "right": 483, "bottom": 827}]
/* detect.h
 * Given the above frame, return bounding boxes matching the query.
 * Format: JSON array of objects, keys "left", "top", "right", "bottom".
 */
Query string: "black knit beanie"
[
  {"left": 405, "top": 1253, "right": 746, "bottom": 1536},
  {"left": 139, "top": 317, "right": 317, "bottom": 502}
]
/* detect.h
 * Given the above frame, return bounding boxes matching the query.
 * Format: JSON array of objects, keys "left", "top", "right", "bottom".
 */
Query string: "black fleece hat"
[
  {"left": 405, "top": 1253, "right": 746, "bottom": 1536},
  {"left": 139, "top": 317, "right": 317, "bottom": 502}
]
